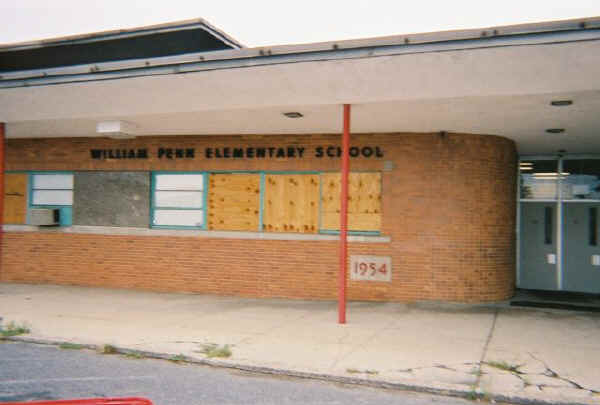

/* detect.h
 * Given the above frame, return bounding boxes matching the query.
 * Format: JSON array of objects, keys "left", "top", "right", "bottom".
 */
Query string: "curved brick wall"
[
  {"left": 373, "top": 133, "right": 517, "bottom": 302},
  {"left": 1, "top": 132, "right": 516, "bottom": 302}
]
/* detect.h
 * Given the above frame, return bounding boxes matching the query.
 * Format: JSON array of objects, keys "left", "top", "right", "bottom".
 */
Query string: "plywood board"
[
  {"left": 320, "top": 172, "right": 382, "bottom": 231},
  {"left": 321, "top": 212, "right": 382, "bottom": 232},
  {"left": 208, "top": 174, "right": 260, "bottom": 231},
  {"left": 264, "top": 174, "right": 319, "bottom": 233},
  {"left": 4, "top": 173, "right": 27, "bottom": 224}
]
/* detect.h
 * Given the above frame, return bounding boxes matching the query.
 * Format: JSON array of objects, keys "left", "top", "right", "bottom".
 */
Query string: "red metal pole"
[
  {"left": 339, "top": 104, "right": 350, "bottom": 324},
  {"left": 0, "top": 123, "right": 4, "bottom": 277}
]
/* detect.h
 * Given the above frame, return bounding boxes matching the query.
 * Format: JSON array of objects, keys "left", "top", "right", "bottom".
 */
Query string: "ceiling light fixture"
[
  {"left": 283, "top": 112, "right": 303, "bottom": 118},
  {"left": 96, "top": 120, "right": 137, "bottom": 139},
  {"left": 550, "top": 100, "right": 573, "bottom": 106},
  {"left": 546, "top": 128, "right": 565, "bottom": 134},
  {"left": 533, "top": 172, "right": 570, "bottom": 177}
]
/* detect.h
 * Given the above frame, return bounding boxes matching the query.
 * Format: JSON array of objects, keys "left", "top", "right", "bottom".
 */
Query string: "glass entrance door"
[
  {"left": 519, "top": 157, "right": 600, "bottom": 294},
  {"left": 561, "top": 159, "right": 600, "bottom": 294},
  {"left": 519, "top": 159, "right": 560, "bottom": 291}
]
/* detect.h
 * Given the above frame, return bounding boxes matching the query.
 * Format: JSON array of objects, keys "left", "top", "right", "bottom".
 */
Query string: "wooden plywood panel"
[
  {"left": 351, "top": 173, "right": 382, "bottom": 215},
  {"left": 208, "top": 174, "right": 260, "bottom": 231},
  {"left": 264, "top": 174, "right": 319, "bottom": 233},
  {"left": 4, "top": 173, "right": 27, "bottom": 224},
  {"left": 321, "top": 212, "right": 382, "bottom": 232},
  {"left": 320, "top": 172, "right": 382, "bottom": 231}
]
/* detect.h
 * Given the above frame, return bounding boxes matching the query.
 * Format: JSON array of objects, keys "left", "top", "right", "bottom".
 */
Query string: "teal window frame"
[
  {"left": 28, "top": 171, "right": 74, "bottom": 226},
  {"left": 148, "top": 170, "right": 381, "bottom": 236},
  {"left": 150, "top": 172, "right": 208, "bottom": 230}
]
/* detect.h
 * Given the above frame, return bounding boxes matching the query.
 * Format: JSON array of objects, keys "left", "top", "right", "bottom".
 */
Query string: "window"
[
  {"left": 263, "top": 174, "right": 319, "bottom": 233},
  {"left": 320, "top": 172, "right": 382, "bottom": 233},
  {"left": 150, "top": 171, "right": 382, "bottom": 234},
  {"left": 519, "top": 160, "right": 559, "bottom": 200},
  {"left": 207, "top": 174, "right": 260, "bottom": 231},
  {"left": 4, "top": 173, "right": 27, "bottom": 224},
  {"left": 151, "top": 173, "right": 206, "bottom": 228},
  {"left": 30, "top": 173, "right": 74, "bottom": 226},
  {"left": 562, "top": 159, "right": 600, "bottom": 200}
]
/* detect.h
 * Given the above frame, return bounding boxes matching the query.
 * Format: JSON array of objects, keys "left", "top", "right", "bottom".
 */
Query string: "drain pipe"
[
  {"left": 339, "top": 105, "right": 350, "bottom": 324},
  {"left": 0, "top": 123, "right": 4, "bottom": 279}
]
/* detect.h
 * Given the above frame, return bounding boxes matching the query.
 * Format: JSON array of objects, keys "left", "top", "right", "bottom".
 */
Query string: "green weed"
[
  {"left": 59, "top": 343, "right": 84, "bottom": 350},
  {"left": 1, "top": 321, "right": 31, "bottom": 337},
  {"left": 197, "top": 343, "right": 232, "bottom": 358}
]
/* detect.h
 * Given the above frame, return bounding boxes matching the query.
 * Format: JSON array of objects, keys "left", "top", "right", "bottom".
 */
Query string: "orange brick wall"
[{"left": 0, "top": 132, "right": 517, "bottom": 302}]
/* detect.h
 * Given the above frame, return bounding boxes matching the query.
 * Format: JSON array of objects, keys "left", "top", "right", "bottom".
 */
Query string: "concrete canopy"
[{"left": 1, "top": 17, "right": 600, "bottom": 155}]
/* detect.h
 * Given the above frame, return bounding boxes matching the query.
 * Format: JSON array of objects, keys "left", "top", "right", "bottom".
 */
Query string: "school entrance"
[{"left": 519, "top": 157, "right": 600, "bottom": 293}]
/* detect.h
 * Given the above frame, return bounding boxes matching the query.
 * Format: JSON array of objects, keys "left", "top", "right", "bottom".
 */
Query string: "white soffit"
[
  {"left": 1, "top": 17, "right": 600, "bottom": 155},
  {"left": 6, "top": 90, "right": 600, "bottom": 155}
]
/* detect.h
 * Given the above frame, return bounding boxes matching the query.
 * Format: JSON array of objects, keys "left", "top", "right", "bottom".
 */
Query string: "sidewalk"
[{"left": 1, "top": 283, "right": 599, "bottom": 405}]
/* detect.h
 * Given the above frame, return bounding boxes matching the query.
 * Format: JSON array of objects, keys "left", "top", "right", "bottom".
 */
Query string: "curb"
[{"left": 4, "top": 335, "right": 595, "bottom": 405}]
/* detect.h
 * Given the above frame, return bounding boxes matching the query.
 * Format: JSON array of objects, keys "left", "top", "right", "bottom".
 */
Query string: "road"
[{"left": 0, "top": 341, "right": 475, "bottom": 405}]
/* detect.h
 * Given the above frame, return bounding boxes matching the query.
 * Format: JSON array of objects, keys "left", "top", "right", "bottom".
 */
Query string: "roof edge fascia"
[
  {"left": 0, "top": 18, "right": 244, "bottom": 51},
  {"left": 1, "top": 16, "right": 599, "bottom": 88}
]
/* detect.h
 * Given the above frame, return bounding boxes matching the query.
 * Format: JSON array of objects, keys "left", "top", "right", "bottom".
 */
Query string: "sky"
[{"left": 2, "top": 0, "right": 600, "bottom": 47}]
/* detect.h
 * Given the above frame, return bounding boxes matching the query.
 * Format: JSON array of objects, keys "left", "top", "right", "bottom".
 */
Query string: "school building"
[{"left": 0, "top": 17, "right": 599, "bottom": 303}]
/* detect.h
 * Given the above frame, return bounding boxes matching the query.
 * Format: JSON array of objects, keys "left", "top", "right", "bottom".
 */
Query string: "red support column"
[
  {"left": 339, "top": 104, "right": 350, "bottom": 324},
  {"left": 0, "top": 123, "right": 4, "bottom": 277}
]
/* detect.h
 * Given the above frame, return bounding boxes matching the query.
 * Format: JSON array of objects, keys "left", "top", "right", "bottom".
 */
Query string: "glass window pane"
[
  {"left": 153, "top": 209, "right": 204, "bottom": 227},
  {"left": 520, "top": 160, "right": 559, "bottom": 200},
  {"left": 155, "top": 174, "right": 203, "bottom": 191},
  {"left": 33, "top": 174, "right": 73, "bottom": 190},
  {"left": 155, "top": 191, "right": 203, "bottom": 208},
  {"left": 562, "top": 160, "right": 600, "bottom": 200},
  {"left": 32, "top": 190, "right": 73, "bottom": 205}
]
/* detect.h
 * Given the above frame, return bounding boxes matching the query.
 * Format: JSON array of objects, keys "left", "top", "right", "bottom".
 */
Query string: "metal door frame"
[{"left": 517, "top": 154, "right": 600, "bottom": 290}]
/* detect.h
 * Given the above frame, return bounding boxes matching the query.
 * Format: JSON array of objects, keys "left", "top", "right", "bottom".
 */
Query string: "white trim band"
[{"left": 2, "top": 224, "right": 391, "bottom": 243}]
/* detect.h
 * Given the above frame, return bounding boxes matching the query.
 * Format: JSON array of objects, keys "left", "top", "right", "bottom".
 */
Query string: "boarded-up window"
[
  {"left": 4, "top": 173, "right": 27, "bottom": 224},
  {"left": 321, "top": 172, "right": 382, "bottom": 232},
  {"left": 76, "top": 172, "right": 150, "bottom": 228},
  {"left": 208, "top": 174, "right": 260, "bottom": 231},
  {"left": 263, "top": 174, "right": 319, "bottom": 233}
]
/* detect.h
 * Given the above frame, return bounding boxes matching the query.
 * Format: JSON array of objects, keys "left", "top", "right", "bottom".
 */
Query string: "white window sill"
[{"left": 2, "top": 224, "right": 391, "bottom": 243}]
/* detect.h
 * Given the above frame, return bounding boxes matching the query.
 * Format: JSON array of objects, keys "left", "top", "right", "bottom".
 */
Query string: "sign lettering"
[
  {"left": 350, "top": 255, "right": 392, "bottom": 282},
  {"left": 90, "top": 145, "right": 384, "bottom": 160}
]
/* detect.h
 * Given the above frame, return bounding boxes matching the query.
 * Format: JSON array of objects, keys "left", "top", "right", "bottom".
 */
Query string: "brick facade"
[{"left": 0, "top": 132, "right": 517, "bottom": 302}]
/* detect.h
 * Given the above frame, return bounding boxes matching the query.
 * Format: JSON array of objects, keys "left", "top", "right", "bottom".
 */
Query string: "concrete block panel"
[{"left": 73, "top": 172, "right": 149, "bottom": 227}]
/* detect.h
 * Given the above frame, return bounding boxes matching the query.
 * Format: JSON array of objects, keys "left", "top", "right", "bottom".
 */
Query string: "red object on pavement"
[{"left": 1, "top": 397, "right": 154, "bottom": 405}]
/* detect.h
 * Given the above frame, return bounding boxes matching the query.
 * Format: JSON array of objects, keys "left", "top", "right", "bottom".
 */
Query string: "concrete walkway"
[{"left": 1, "top": 283, "right": 599, "bottom": 405}]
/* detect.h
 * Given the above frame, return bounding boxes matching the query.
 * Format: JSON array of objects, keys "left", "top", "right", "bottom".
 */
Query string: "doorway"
[{"left": 518, "top": 157, "right": 600, "bottom": 294}]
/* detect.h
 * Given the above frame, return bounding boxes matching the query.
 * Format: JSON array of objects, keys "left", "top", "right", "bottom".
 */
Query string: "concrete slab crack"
[
  {"left": 527, "top": 352, "right": 598, "bottom": 394},
  {"left": 475, "top": 307, "right": 499, "bottom": 387},
  {"left": 328, "top": 319, "right": 396, "bottom": 370}
]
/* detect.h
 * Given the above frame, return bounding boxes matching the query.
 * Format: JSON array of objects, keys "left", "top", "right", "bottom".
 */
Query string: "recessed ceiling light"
[
  {"left": 550, "top": 100, "right": 573, "bottom": 106},
  {"left": 283, "top": 112, "right": 303, "bottom": 118},
  {"left": 546, "top": 128, "right": 565, "bottom": 134}
]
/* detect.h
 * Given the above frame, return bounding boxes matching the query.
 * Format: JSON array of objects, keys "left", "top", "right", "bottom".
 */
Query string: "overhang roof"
[
  {"left": 1, "top": 17, "right": 600, "bottom": 155},
  {"left": 0, "top": 19, "right": 243, "bottom": 73}
]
